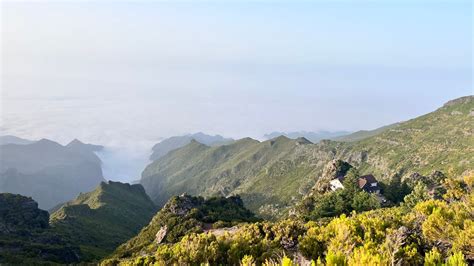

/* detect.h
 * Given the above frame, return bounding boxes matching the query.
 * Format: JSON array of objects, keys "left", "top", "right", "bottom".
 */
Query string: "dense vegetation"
[
  {"left": 109, "top": 194, "right": 259, "bottom": 261},
  {"left": 140, "top": 96, "right": 474, "bottom": 219},
  {"left": 50, "top": 181, "right": 157, "bottom": 261},
  {"left": 104, "top": 172, "right": 473, "bottom": 265},
  {"left": 0, "top": 193, "right": 81, "bottom": 264}
]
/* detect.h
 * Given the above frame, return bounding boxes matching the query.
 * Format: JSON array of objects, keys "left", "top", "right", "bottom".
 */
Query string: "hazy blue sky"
[{"left": 1, "top": 0, "right": 472, "bottom": 180}]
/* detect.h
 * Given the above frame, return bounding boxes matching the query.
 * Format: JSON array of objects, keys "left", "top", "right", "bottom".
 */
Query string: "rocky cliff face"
[{"left": 313, "top": 160, "right": 353, "bottom": 193}]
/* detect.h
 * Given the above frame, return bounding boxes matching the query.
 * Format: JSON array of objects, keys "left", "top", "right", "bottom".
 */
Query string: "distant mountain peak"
[
  {"left": 270, "top": 135, "right": 291, "bottom": 143},
  {"left": 37, "top": 138, "right": 59, "bottom": 145},
  {"left": 263, "top": 130, "right": 351, "bottom": 143},
  {"left": 295, "top": 137, "right": 312, "bottom": 144},
  {"left": 68, "top": 138, "right": 84, "bottom": 145},
  {"left": 150, "top": 133, "right": 234, "bottom": 161},
  {"left": 66, "top": 139, "right": 103, "bottom": 152}
]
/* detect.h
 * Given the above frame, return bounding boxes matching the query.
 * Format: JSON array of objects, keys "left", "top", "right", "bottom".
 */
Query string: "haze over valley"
[{"left": 0, "top": 0, "right": 472, "bottom": 265}]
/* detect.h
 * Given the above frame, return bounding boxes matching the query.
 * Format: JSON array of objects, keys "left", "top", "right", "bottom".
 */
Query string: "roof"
[
  {"left": 360, "top": 174, "right": 377, "bottom": 184},
  {"left": 330, "top": 174, "right": 380, "bottom": 192},
  {"left": 358, "top": 174, "right": 380, "bottom": 192},
  {"left": 358, "top": 178, "right": 367, "bottom": 188}
]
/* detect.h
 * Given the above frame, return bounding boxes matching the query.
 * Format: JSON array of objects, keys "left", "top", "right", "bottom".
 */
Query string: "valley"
[{"left": 0, "top": 96, "right": 472, "bottom": 265}]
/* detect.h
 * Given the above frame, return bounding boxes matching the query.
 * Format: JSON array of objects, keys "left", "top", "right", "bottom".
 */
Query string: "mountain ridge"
[
  {"left": 0, "top": 138, "right": 105, "bottom": 209},
  {"left": 149, "top": 132, "right": 234, "bottom": 161},
  {"left": 140, "top": 96, "right": 474, "bottom": 218},
  {"left": 50, "top": 181, "right": 157, "bottom": 261}
]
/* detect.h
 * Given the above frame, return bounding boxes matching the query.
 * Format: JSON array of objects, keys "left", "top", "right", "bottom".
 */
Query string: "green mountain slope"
[
  {"left": 0, "top": 193, "right": 81, "bottom": 264},
  {"left": 141, "top": 136, "right": 325, "bottom": 218},
  {"left": 140, "top": 96, "right": 474, "bottom": 219},
  {"left": 332, "top": 123, "right": 401, "bottom": 142},
  {"left": 107, "top": 194, "right": 258, "bottom": 262},
  {"left": 343, "top": 95, "right": 474, "bottom": 179},
  {"left": 50, "top": 181, "right": 157, "bottom": 261},
  {"left": 150, "top": 132, "right": 234, "bottom": 161}
]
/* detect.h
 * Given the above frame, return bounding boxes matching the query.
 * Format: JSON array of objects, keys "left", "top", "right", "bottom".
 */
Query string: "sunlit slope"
[{"left": 141, "top": 96, "right": 473, "bottom": 218}]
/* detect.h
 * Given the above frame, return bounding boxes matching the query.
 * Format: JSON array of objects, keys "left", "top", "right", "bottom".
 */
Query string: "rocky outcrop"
[
  {"left": 313, "top": 160, "right": 353, "bottom": 193},
  {"left": 163, "top": 193, "right": 201, "bottom": 216},
  {"left": 110, "top": 194, "right": 258, "bottom": 259},
  {"left": 155, "top": 225, "right": 168, "bottom": 244}
]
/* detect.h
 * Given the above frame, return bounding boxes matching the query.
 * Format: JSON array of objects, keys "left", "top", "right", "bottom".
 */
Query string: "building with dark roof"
[{"left": 329, "top": 174, "right": 381, "bottom": 194}]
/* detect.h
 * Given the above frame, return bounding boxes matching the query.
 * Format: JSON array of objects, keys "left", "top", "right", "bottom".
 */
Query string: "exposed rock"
[
  {"left": 206, "top": 225, "right": 239, "bottom": 237},
  {"left": 163, "top": 194, "right": 201, "bottom": 216},
  {"left": 155, "top": 225, "right": 168, "bottom": 244},
  {"left": 281, "top": 236, "right": 298, "bottom": 251},
  {"left": 313, "top": 160, "right": 353, "bottom": 193}
]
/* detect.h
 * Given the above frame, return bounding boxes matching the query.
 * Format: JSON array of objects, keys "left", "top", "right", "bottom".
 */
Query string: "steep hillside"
[
  {"left": 141, "top": 136, "right": 331, "bottom": 218},
  {"left": 0, "top": 193, "right": 80, "bottom": 264},
  {"left": 108, "top": 194, "right": 258, "bottom": 261},
  {"left": 141, "top": 96, "right": 473, "bottom": 218},
  {"left": 0, "top": 138, "right": 105, "bottom": 209},
  {"left": 50, "top": 181, "right": 156, "bottom": 261},
  {"left": 341, "top": 95, "right": 474, "bottom": 179},
  {"left": 150, "top": 132, "right": 234, "bottom": 161}
]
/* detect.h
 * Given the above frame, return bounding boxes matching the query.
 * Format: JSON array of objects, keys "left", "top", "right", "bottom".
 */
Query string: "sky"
[{"left": 0, "top": 0, "right": 472, "bottom": 181}]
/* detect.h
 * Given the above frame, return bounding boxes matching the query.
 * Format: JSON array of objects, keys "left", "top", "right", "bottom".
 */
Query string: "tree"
[
  {"left": 351, "top": 191, "right": 380, "bottom": 212},
  {"left": 403, "top": 183, "right": 430, "bottom": 208},
  {"left": 342, "top": 169, "right": 360, "bottom": 196},
  {"left": 381, "top": 175, "right": 411, "bottom": 204}
]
